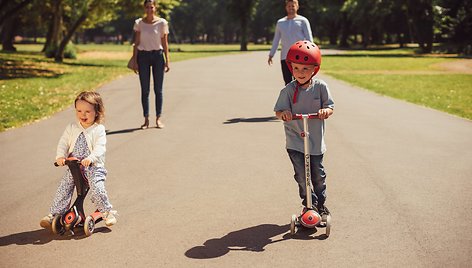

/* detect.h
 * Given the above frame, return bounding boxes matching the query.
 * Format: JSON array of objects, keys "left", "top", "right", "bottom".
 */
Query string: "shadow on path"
[
  {"left": 185, "top": 223, "right": 331, "bottom": 259},
  {"left": 106, "top": 127, "right": 142, "bottom": 135},
  {"left": 0, "top": 227, "right": 111, "bottom": 246},
  {"left": 185, "top": 224, "right": 289, "bottom": 259},
  {"left": 223, "top": 116, "right": 278, "bottom": 124}
]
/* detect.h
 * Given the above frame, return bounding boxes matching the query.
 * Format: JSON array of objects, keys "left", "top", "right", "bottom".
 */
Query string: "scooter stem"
[{"left": 302, "top": 115, "right": 313, "bottom": 209}]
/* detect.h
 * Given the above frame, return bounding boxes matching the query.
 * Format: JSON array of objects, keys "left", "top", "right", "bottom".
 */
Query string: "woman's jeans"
[
  {"left": 287, "top": 149, "right": 327, "bottom": 208},
  {"left": 137, "top": 50, "right": 165, "bottom": 117}
]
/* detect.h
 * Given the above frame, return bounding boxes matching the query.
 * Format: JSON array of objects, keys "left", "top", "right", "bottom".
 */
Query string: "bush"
[{"left": 44, "top": 43, "right": 77, "bottom": 59}]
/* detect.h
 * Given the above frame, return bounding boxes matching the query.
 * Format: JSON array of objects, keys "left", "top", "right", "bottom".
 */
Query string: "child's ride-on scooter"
[
  {"left": 289, "top": 113, "right": 331, "bottom": 237},
  {"left": 52, "top": 157, "right": 104, "bottom": 237}
]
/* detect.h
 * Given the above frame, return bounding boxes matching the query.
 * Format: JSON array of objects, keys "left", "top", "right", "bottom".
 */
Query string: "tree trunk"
[
  {"left": 44, "top": 0, "right": 63, "bottom": 57},
  {"left": 1, "top": 17, "right": 16, "bottom": 51},
  {"left": 406, "top": 0, "right": 434, "bottom": 53},
  {"left": 55, "top": 14, "right": 87, "bottom": 62},
  {"left": 240, "top": 16, "right": 248, "bottom": 51},
  {"left": 339, "top": 13, "right": 350, "bottom": 48}
]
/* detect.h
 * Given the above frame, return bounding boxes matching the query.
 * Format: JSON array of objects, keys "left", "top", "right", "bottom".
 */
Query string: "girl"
[
  {"left": 131, "top": 0, "right": 170, "bottom": 129},
  {"left": 40, "top": 91, "right": 117, "bottom": 228}
]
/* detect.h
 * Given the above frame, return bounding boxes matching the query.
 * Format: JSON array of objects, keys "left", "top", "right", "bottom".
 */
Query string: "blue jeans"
[
  {"left": 287, "top": 149, "right": 327, "bottom": 208},
  {"left": 137, "top": 50, "right": 165, "bottom": 117}
]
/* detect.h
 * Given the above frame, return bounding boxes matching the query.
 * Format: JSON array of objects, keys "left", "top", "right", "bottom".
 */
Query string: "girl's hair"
[
  {"left": 75, "top": 91, "right": 105, "bottom": 123},
  {"left": 286, "top": 0, "right": 298, "bottom": 4},
  {"left": 143, "top": 0, "right": 156, "bottom": 6}
]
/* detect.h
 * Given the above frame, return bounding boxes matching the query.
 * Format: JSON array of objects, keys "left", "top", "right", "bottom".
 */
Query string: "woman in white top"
[{"left": 132, "top": 0, "right": 170, "bottom": 129}]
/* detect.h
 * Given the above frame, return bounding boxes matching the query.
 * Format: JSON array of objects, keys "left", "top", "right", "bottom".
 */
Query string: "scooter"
[
  {"left": 289, "top": 113, "right": 331, "bottom": 237},
  {"left": 52, "top": 157, "right": 104, "bottom": 237}
]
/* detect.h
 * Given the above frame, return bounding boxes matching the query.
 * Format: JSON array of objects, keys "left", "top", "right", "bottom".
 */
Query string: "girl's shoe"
[
  {"left": 102, "top": 210, "right": 118, "bottom": 226},
  {"left": 141, "top": 117, "right": 149, "bottom": 129},
  {"left": 156, "top": 117, "right": 164, "bottom": 128},
  {"left": 40, "top": 214, "right": 53, "bottom": 229}
]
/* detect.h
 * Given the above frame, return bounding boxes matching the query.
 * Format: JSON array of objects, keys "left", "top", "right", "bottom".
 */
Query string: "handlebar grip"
[
  {"left": 292, "top": 113, "right": 319, "bottom": 120},
  {"left": 54, "top": 159, "right": 92, "bottom": 167}
]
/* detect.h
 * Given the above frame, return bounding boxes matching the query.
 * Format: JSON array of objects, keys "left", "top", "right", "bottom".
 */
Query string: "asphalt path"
[{"left": 1, "top": 51, "right": 471, "bottom": 267}]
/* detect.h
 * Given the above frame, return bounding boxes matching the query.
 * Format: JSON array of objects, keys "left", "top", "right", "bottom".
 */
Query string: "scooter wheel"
[
  {"left": 324, "top": 215, "right": 332, "bottom": 237},
  {"left": 84, "top": 216, "right": 95, "bottom": 237},
  {"left": 51, "top": 214, "right": 64, "bottom": 235},
  {"left": 290, "top": 214, "right": 298, "bottom": 235}
]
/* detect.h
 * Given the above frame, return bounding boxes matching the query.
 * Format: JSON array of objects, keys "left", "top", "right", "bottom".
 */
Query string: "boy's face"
[{"left": 291, "top": 62, "right": 316, "bottom": 85}]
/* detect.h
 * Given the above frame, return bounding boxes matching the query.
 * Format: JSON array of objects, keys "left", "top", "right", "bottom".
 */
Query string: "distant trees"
[{"left": 1, "top": 0, "right": 471, "bottom": 56}]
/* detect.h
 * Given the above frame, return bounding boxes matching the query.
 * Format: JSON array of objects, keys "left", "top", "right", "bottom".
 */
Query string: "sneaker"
[
  {"left": 317, "top": 205, "right": 330, "bottom": 216},
  {"left": 40, "top": 214, "right": 53, "bottom": 229},
  {"left": 102, "top": 210, "right": 117, "bottom": 226}
]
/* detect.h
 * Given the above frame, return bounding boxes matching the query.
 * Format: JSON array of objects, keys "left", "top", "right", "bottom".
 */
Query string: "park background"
[{"left": 0, "top": 0, "right": 471, "bottom": 131}]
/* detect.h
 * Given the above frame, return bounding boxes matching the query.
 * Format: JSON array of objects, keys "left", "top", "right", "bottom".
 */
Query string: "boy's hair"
[
  {"left": 285, "top": 0, "right": 298, "bottom": 4},
  {"left": 75, "top": 91, "right": 105, "bottom": 124}
]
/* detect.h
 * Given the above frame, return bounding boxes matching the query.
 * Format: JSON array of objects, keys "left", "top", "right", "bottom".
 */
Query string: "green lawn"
[
  {"left": 322, "top": 50, "right": 472, "bottom": 120},
  {"left": 0, "top": 44, "right": 470, "bottom": 132}
]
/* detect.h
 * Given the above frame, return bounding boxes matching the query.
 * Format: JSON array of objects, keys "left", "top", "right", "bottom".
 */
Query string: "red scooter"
[{"left": 52, "top": 157, "right": 104, "bottom": 237}]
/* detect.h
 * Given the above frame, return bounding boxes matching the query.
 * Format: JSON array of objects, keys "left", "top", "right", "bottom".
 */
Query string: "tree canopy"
[{"left": 1, "top": 0, "right": 471, "bottom": 56}]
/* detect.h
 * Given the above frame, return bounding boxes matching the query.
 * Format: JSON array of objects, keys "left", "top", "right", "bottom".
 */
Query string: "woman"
[{"left": 132, "top": 0, "right": 170, "bottom": 129}]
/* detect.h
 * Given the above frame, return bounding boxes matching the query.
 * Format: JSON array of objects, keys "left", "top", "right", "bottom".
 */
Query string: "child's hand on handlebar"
[
  {"left": 81, "top": 159, "right": 92, "bottom": 167},
  {"left": 279, "top": 110, "right": 293, "bottom": 121},
  {"left": 318, "top": 108, "right": 333, "bottom": 120},
  {"left": 56, "top": 157, "right": 66, "bottom": 166}
]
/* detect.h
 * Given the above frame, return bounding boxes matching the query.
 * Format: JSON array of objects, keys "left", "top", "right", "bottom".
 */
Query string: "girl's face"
[
  {"left": 76, "top": 99, "right": 96, "bottom": 128},
  {"left": 291, "top": 62, "right": 316, "bottom": 85},
  {"left": 144, "top": 2, "right": 156, "bottom": 15}
]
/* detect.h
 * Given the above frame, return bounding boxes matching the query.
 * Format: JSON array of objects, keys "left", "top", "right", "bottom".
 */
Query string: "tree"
[
  {"left": 227, "top": 0, "right": 258, "bottom": 51},
  {"left": 0, "top": 0, "right": 35, "bottom": 51},
  {"left": 407, "top": 0, "right": 434, "bottom": 53}
]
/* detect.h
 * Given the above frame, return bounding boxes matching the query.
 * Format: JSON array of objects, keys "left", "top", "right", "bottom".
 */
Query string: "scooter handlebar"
[
  {"left": 292, "top": 113, "right": 319, "bottom": 120},
  {"left": 54, "top": 158, "right": 90, "bottom": 167}
]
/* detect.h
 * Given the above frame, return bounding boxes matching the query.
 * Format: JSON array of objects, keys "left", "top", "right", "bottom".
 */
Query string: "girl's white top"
[
  {"left": 134, "top": 17, "right": 169, "bottom": 51},
  {"left": 56, "top": 122, "right": 107, "bottom": 167}
]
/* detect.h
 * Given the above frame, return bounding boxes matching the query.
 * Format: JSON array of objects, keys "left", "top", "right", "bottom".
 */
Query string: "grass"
[
  {"left": 0, "top": 44, "right": 471, "bottom": 131},
  {"left": 322, "top": 49, "right": 472, "bottom": 120}
]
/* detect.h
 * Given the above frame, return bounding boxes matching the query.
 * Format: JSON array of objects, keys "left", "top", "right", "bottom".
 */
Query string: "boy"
[{"left": 274, "top": 41, "right": 334, "bottom": 217}]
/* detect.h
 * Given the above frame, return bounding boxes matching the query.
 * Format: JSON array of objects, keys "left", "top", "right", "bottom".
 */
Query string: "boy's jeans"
[
  {"left": 287, "top": 149, "right": 327, "bottom": 208},
  {"left": 137, "top": 50, "right": 165, "bottom": 117}
]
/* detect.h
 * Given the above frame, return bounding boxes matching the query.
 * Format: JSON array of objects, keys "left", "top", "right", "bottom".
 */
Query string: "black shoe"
[{"left": 317, "top": 205, "right": 330, "bottom": 216}]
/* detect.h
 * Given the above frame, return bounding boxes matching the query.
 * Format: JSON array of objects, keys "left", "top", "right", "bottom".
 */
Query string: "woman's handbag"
[{"left": 127, "top": 55, "right": 138, "bottom": 72}]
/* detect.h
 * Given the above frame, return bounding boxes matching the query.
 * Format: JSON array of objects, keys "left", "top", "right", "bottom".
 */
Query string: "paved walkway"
[{"left": 0, "top": 51, "right": 471, "bottom": 267}]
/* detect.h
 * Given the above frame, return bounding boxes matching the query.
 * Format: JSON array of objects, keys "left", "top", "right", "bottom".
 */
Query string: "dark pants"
[
  {"left": 137, "top": 50, "right": 165, "bottom": 117},
  {"left": 287, "top": 149, "right": 327, "bottom": 208},
  {"left": 281, "top": 60, "right": 293, "bottom": 85}
]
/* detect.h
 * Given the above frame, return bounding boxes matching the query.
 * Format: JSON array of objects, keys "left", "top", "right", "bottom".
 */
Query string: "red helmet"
[{"left": 286, "top": 40, "right": 321, "bottom": 76}]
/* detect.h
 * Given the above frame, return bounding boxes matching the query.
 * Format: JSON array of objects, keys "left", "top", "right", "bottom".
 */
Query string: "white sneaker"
[
  {"left": 40, "top": 214, "right": 53, "bottom": 229},
  {"left": 102, "top": 210, "right": 117, "bottom": 226}
]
